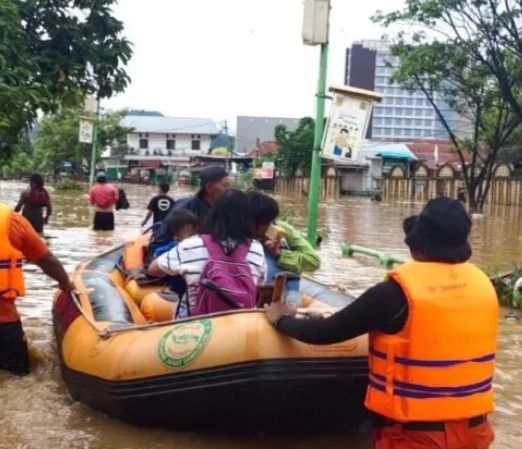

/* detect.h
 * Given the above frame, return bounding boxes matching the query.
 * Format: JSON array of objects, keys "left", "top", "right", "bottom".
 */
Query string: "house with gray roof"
[{"left": 121, "top": 115, "right": 220, "bottom": 158}]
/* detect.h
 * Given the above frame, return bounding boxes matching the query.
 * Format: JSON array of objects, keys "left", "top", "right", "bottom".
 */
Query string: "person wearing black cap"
[
  {"left": 173, "top": 165, "right": 230, "bottom": 220},
  {"left": 265, "top": 197, "right": 498, "bottom": 449},
  {"left": 145, "top": 165, "right": 230, "bottom": 262}
]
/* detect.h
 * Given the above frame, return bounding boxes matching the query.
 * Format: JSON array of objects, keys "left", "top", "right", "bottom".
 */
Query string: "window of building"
[
  {"left": 375, "top": 76, "right": 385, "bottom": 84},
  {"left": 373, "top": 117, "right": 383, "bottom": 125},
  {"left": 385, "top": 117, "right": 393, "bottom": 125},
  {"left": 415, "top": 98, "right": 425, "bottom": 106},
  {"left": 373, "top": 127, "right": 384, "bottom": 135},
  {"left": 415, "top": 109, "right": 423, "bottom": 116},
  {"left": 191, "top": 134, "right": 201, "bottom": 151},
  {"left": 404, "top": 119, "right": 412, "bottom": 126},
  {"left": 414, "top": 129, "right": 422, "bottom": 137},
  {"left": 374, "top": 106, "right": 383, "bottom": 115},
  {"left": 424, "top": 119, "right": 432, "bottom": 127},
  {"left": 139, "top": 138, "right": 148, "bottom": 149},
  {"left": 414, "top": 119, "right": 423, "bottom": 126},
  {"left": 166, "top": 138, "right": 176, "bottom": 150},
  {"left": 395, "top": 107, "right": 404, "bottom": 115},
  {"left": 394, "top": 118, "right": 402, "bottom": 126},
  {"left": 384, "top": 128, "right": 392, "bottom": 136},
  {"left": 396, "top": 98, "right": 404, "bottom": 105},
  {"left": 404, "top": 97, "right": 414, "bottom": 106}
]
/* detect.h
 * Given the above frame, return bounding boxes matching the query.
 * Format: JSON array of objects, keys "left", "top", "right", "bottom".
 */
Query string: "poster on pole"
[
  {"left": 79, "top": 118, "right": 94, "bottom": 143},
  {"left": 322, "top": 85, "right": 382, "bottom": 161}
]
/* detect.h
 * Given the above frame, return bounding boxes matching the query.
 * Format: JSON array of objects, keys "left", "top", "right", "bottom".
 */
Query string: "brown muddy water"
[{"left": 0, "top": 180, "right": 520, "bottom": 449}]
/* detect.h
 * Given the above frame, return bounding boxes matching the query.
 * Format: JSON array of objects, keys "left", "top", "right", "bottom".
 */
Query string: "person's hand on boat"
[
  {"left": 263, "top": 239, "right": 282, "bottom": 259},
  {"left": 264, "top": 301, "right": 296, "bottom": 326}
]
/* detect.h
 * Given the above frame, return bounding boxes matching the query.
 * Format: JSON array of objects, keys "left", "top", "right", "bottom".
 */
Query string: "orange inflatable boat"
[{"left": 53, "top": 235, "right": 369, "bottom": 430}]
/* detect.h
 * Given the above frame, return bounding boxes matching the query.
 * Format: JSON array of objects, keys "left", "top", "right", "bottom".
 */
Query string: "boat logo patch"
[{"left": 158, "top": 319, "right": 212, "bottom": 368}]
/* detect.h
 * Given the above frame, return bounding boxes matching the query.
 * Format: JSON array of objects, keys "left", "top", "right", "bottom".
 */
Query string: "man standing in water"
[
  {"left": 141, "top": 181, "right": 176, "bottom": 227},
  {"left": 265, "top": 197, "right": 498, "bottom": 449},
  {"left": 0, "top": 203, "right": 73, "bottom": 375},
  {"left": 89, "top": 171, "right": 119, "bottom": 231}
]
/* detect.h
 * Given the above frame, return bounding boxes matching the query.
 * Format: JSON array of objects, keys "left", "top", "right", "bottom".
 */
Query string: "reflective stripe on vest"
[
  {"left": 0, "top": 203, "right": 26, "bottom": 300},
  {"left": 364, "top": 261, "right": 498, "bottom": 422}
]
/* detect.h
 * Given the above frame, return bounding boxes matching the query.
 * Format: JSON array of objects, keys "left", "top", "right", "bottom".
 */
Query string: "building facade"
[
  {"left": 345, "top": 40, "right": 465, "bottom": 141},
  {"left": 121, "top": 115, "right": 219, "bottom": 157},
  {"left": 235, "top": 116, "right": 301, "bottom": 154}
]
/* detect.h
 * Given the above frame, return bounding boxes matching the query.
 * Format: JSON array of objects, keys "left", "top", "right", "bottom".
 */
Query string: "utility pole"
[
  {"left": 302, "top": 0, "right": 330, "bottom": 247},
  {"left": 88, "top": 100, "right": 100, "bottom": 187},
  {"left": 224, "top": 119, "right": 230, "bottom": 172}
]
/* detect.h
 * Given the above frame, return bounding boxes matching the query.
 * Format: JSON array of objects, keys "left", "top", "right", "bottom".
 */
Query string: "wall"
[{"left": 127, "top": 132, "right": 212, "bottom": 155}]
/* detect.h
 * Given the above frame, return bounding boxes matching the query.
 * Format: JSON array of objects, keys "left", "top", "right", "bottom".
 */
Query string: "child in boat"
[
  {"left": 148, "top": 209, "right": 200, "bottom": 299},
  {"left": 153, "top": 209, "right": 200, "bottom": 258},
  {"left": 148, "top": 190, "right": 267, "bottom": 317}
]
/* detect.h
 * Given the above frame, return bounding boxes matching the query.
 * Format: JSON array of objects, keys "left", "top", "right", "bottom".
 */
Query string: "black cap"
[
  {"left": 403, "top": 197, "right": 472, "bottom": 262},
  {"left": 199, "top": 165, "right": 228, "bottom": 188}
]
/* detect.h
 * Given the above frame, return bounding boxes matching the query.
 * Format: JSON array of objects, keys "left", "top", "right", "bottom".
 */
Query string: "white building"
[
  {"left": 121, "top": 115, "right": 220, "bottom": 159},
  {"left": 345, "top": 40, "right": 469, "bottom": 141}
]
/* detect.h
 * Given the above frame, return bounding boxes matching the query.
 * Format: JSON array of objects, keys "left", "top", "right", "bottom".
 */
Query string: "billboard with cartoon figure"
[{"left": 322, "top": 85, "right": 382, "bottom": 161}]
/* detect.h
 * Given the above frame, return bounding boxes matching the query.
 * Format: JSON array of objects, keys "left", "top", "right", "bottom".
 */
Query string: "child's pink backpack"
[{"left": 192, "top": 234, "right": 256, "bottom": 316}]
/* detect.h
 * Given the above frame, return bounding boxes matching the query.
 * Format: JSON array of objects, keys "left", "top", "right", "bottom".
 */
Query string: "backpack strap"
[{"left": 201, "top": 234, "right": 250, "bottom": 262}]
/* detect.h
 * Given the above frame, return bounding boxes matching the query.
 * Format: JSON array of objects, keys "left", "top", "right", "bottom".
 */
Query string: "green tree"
[
  {"left": 374, "top": 0, "right": 522, "bottom": 122},
  {"left": 274, "top": 117, "right": 314, "bottom": 177},
  {"left": 374, "top": 3, "right": 522, "bottom": 213},
  {"left": 0, "top": 0, "right": 132, "bottom": 162},
  {"left": 18, "top": 108, "right": 132, "bottom": 176}
]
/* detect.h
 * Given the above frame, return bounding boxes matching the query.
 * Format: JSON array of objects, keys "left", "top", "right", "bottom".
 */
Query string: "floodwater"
[{"left": 0, "top": 180, "right": 520, "bottom": 449}]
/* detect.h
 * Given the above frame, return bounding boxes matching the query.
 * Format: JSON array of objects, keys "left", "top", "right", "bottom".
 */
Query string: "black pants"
[
  {"left": 0, "top": 320, "right": 29, "bottom": 375},
  {"left": 93, "top": 211, "right": 115, "bottom": 231}
]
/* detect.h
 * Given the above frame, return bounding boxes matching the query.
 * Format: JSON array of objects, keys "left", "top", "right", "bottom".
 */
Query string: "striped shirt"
[{"left": 156, "top": 235, "right": 267, "bottom": 310}]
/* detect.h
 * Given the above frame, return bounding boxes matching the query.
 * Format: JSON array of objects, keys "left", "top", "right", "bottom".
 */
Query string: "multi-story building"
[
  {"left": 121, "top": 115, "right": 219, "bottom": 157},
  {"left": 345, "top": 40, "right": 465, "bottom": 141}
]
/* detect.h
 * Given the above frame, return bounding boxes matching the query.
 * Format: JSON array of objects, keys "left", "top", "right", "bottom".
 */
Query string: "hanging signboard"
[
  {"left": 321, "top": 85, "right": 382, "bottom": 161},
  {"left": 79, "top": 118, "right": 94, "bottom": 144},
  {"left": 252, "top": 161, "right": 275, "bottom": 179}
]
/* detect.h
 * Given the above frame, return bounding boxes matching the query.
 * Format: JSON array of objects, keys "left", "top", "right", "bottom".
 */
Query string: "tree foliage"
[
  {"left": 374, "top": 0, "right": 522, "bottom": 212},
  {"left": 5, "top": 108, "right": 131, "bottom": 177},
  {"left": 0, "top": 0, "right": 132, "bottom": 162},
  {"left": 274, "top": 117, "right": 314, "bottom": 177}
]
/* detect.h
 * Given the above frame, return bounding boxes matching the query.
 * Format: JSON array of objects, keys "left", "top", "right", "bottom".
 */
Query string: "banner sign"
[
  {"left": 252, "top": 161, "right": 275, "bottom": 179},
  {"left": 322, "top": 85, "right": 382, "bottom": 161},
  {"left": 79, "top": 118, "right": 94, "bottom": 144}
]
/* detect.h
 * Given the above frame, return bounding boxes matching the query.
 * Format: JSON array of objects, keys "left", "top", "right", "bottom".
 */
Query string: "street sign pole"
[
  {"left": 306, "top": 42, "right": 328, "bottom": 247},
  {"left": 88, "top": 100, "right": 100, "bottom": 187}
]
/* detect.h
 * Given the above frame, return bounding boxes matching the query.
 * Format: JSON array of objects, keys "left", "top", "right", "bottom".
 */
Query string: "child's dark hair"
[
  {"left": 159, "top": 181, "right": 170, "bottom": 193},
  {"left": 246, "top": 190, "right": 279, "bottom": 225},
  {"left": 163, "top": 209, "right": 200, "bottom": 237},
  {"left": 203, "top": 189, "right": 253, "bottom": 241}
]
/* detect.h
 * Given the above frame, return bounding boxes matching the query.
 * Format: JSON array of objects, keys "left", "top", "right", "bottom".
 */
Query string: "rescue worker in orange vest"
[
  {"left": 265, "top": 197, "right": 498, "bottom": 449},
  {"left": 0, "top": 203, "right": 73, "bottom": 375}
]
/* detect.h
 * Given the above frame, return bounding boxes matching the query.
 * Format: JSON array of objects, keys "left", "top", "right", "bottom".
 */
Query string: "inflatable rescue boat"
[{"left": 53, "top": 235, "right": 369, "bottom": 430}]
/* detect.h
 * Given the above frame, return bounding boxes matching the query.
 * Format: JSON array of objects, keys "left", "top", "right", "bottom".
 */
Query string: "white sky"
[{"left": 104, "top": 0, "right": 405, "bottom": 132}]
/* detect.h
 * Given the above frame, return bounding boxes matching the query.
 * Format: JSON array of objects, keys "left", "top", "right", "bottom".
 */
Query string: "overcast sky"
[{"left": 104, "top": 0, "right": 405, "bottom": 132}]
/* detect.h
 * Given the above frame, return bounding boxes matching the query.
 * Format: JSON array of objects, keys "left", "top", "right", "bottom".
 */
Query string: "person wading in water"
[{"left": 14, "top": 174, "right": 52, "bottom": 235}]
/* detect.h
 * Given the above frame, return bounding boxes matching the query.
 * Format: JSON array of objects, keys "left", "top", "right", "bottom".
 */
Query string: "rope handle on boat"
[{"left": 69, "top": 289, "right": 115, "bottom": 339}]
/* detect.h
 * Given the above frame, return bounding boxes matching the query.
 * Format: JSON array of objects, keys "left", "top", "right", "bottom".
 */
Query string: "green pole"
[
  {"left": 88, "top": 100, "right": 100, "bottom": 187},
  {"left": 306, "top": 42, "right": 329, "bottom": 247}
]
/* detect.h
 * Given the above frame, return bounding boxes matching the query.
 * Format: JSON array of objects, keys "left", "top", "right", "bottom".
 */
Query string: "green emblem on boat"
[{"left": 158, "top": 319, "right": 212, "bottom": 368}]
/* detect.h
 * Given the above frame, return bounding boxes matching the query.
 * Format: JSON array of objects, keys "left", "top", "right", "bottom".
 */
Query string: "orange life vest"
[
  {"left": 365, "top": 261, "right": 498, "bottom": 422},
  {"left": 0, "top": 203, "right": 25, "bottom": 300}
]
